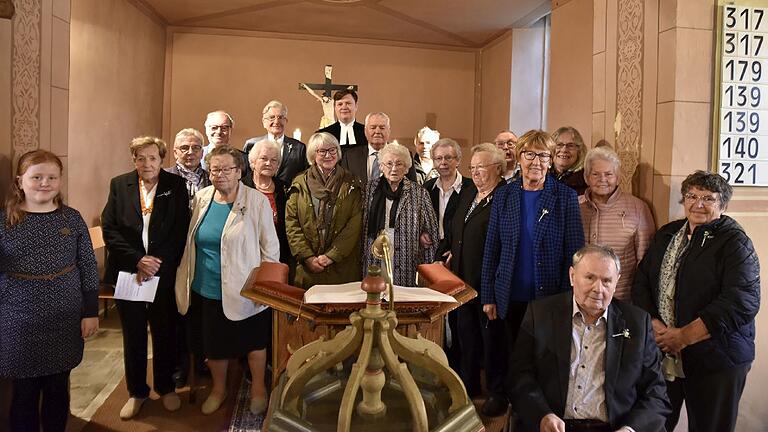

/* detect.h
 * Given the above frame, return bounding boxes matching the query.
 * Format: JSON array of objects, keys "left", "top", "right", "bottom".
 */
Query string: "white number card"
[{"left": 717, "top": 2, "right": 768, "bottom": 186}]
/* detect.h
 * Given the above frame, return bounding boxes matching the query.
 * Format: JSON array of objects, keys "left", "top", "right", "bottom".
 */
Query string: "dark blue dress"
[{"left": 0, "top": 207, "right": 99, "bottom": 378}]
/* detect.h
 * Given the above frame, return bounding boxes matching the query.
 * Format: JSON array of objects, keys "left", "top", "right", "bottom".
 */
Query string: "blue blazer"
[{"left": 481, "top": 175, "right": 584, "bottom": 319}]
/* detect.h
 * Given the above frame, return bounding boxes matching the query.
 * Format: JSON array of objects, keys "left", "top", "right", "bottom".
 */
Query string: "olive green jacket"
[{"left": 285, "top": 167, "right": 363, "bottom": 289}]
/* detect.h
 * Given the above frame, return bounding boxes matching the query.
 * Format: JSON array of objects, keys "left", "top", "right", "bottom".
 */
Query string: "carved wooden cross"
[{"left": 298, "top": 64, "right": 357, "bottom": 98}]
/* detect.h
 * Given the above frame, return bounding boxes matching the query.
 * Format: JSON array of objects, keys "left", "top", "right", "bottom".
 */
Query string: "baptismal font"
[{"left": 260, "top": 232, "right": 485, "bottom": 431}]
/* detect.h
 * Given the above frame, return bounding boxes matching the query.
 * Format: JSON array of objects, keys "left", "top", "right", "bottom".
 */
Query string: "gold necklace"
[{"left": 139, "top": 178, "right": 155, "bottom": 215}]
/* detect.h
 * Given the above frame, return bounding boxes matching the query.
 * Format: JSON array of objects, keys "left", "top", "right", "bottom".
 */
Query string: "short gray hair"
[
  {"left": 306, "top": 132, "right": 341, "bottom": 165},
  {"left": 174, "top": 128, "right": 204, "bottom": 147},
  {"left": 248, "top": 139, "right": 281, "bottom": 167},
  {"left": 471, "top": 142, "right": 506, "bottom": 173},
  {"left": 379, "top": 143, "right": 412, "bottom": 170},
  {"left": 583, "top": 146, "right": 621, "bottom": 180},
  {"left": 365, "top": 112, "right": 391, "bottom": 126},
  {"left": 430, "top": 138, "right": 462, "bottom": 161},
  {"left": 572, "top": 244, "right": 621, "bottom": 274},
  {"left": 262, "top": 100, "right": 287, "bottom": 117}
]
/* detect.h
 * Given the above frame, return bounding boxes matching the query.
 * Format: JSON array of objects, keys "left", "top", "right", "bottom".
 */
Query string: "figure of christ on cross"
[{"left": 300, "top": 65, "right": 358, "bottom": 129}]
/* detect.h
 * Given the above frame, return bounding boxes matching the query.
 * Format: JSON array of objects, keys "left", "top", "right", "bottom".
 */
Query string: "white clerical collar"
[
  {"left": 268, "top": 133, "right": 284, "bottom": 145},
  {"left": 340, "top": 120, "right": 355, "bottom": 128}
]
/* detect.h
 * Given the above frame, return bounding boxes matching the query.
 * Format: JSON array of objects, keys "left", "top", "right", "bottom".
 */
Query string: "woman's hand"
[
  {"left": 304, "top": 257, "right": 325, "bottom": 273},
  {"left": 419, "top": 232, "right": 433, "bottom": 248},
  {"left": 81, "top": 317, "right": 99, "bottom": 338},
  {"left": 483, "top": 304, "right": 498, "bottom": 321},
  {"left": 137, "top": 255, "right": 162, "bottom": 277},
  {"left": 316, "top": 255, "right": 334, "bottom": 267},
  {"left": 441, "top": 251, "right": 452, "bottom": 268},
  {"left": 655, "top": 326, "right": 688, "bottom": 353}
]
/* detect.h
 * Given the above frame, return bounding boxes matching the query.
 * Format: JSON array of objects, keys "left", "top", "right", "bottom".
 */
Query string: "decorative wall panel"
[
  {"left": 12, "top": 0, "right": 41, "bottom": 158},
  {"left": 616, "top": 0, "right": 643, "bottom": 191}
]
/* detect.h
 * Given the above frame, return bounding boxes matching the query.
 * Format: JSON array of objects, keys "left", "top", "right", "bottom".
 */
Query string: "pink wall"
[
  {"left": 547, "top": 0, "right": 592, "bottom": 137},
  {"left": 165, "top": 30, "right": 476, "bottom": 157},
  {"left": 68, "top": 0, "right": 166, "bottom": 225}
]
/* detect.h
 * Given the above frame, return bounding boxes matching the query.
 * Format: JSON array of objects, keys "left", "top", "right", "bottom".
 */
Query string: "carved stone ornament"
[
  {"left": 616, "top": 0, "right": 643, "bottom": 192},
  {"left": 11, "top": 0, "right": 40, "bottom": 159},
  {"left": 0, "top": 0, "right": 14, "bottom": 19}
]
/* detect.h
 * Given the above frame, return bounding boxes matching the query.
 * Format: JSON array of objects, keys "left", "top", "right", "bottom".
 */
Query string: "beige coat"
[{"left": 175, "top": 184, "right": 280, "bottom": 320}]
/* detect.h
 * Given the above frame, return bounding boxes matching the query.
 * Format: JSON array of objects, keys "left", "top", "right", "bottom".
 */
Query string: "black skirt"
[{"left": 188, "top": 291, "right": 271, "bottom": 360}]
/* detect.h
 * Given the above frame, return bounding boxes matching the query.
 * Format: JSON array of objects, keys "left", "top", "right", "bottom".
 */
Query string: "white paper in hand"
[{"left": 114, "top": 271, "right": 159, "bottom": 303}]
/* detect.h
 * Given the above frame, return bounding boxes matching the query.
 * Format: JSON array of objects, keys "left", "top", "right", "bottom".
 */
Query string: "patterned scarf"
[
  {"left": 657, "top": 221, "right": 690, "bottom": 381},
  {"left": 367, "top": 178, "right": 403, "bottom": 238},
  {"left": 175, "top": 163, "right": 208, "bottom": 205},
  {"left": 306, "top": 164, "right": 344, "bottom": 251}
]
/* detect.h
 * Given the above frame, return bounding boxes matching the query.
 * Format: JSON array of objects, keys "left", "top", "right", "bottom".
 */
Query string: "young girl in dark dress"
[{"left": 0, "top": 150, "right": 99, "bottom": 432}]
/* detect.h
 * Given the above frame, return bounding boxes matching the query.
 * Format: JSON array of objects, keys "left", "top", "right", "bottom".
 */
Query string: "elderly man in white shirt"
[{"left": 509, "top": 244, "right": 670, "bottom": 432}]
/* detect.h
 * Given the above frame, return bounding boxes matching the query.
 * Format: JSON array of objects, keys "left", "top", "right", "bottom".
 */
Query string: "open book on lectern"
[{"left": 304, "top": 282, "right": 458, "bottom": 304}]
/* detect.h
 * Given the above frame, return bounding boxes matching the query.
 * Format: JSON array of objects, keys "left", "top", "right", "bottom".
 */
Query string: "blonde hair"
[{"left": 130, "top": 136, "right": 167, "bottom": 159}]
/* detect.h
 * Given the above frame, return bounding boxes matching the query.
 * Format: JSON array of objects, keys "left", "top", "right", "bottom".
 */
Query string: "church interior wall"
[
  {"left": 68, "top": 0, "right": 166, "bottom": 226},
  {"left": 547, "top": 0, "right": 593, "bottom": 140},
  {"left": 165, "top": 29, "right": 476, "bottom": 167},
  {"left": 478, "top": 31, "right": 513, "bottom": 142}
]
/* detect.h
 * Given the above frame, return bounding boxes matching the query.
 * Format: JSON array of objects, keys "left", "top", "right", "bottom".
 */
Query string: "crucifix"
[{"left": 300, "top": 65, "right": 358, "bottom": 128}]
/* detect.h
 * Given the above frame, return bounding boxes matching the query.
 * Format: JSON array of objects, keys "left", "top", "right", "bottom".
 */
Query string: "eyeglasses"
[
  {"left": 469, "top": 162, "right": 500, "bottom": 172},
  {"left": 556, "top": 142, "right": 580, "bottom": 151},
  {"left": 207, "top": 124, "right": 231, "bottom": 132},
  {"left": 263, "top": 115, "right": 287, "bottom": 122},
  {"left": 433, "top": 155, "right": 456, "bottom": 163},
  {"left": 176, "top": 145, "right": 202, "bottom": 153},
  {"left": 316, "top": 148, "right": 338, "bottom": 157},
  {"left": 210, "top": 166, "right": 239, "bottom": 176},
  {"left": 382, "top": 161, "right": 406, "bottom": 170},
  {"left": 521, "top": 151, "right": 552, "bottom": 161},
  {"left": 494, "top": 139, "right": 517, "bottom": 149},
  {"left": 684, "top": 192, "right": 719, "bottom": 206}
]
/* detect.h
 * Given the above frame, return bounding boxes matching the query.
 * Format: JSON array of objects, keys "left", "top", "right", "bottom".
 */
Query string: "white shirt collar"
[
  {"left": 267, "top": 133, "right": 284, "bottom": 145},
  {"left": 431, "top": 172, "right": 463, "bottom": 194}
]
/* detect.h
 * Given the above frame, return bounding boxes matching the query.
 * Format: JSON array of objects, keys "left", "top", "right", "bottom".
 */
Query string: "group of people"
[{"left": 0, "top": 87, "right": 760, "bottom": 432}]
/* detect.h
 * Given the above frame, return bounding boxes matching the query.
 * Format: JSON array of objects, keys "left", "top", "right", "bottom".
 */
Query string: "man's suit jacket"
[
  {"left": 340, "top": 144, "right": 417, "bottom": 186},
  {"left": 317, "top": 121, "right": 367, "bottom": 147},
  {"left": 243, "top": 135, "right": 309, "bottom": 186},
  {"left": 101, "top": 169, "right": 191, "bottom": 295},
  {"left": 509, "top": 292, "right": 671, "bottom": 432},
  {"left": 423, "top": 175, "right": 473, "bottom": 240}
]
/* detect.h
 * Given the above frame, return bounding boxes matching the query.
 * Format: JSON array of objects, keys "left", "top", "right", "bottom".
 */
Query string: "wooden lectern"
[{"left": 240, "top": 262, "right": 477, "bottom": 387}]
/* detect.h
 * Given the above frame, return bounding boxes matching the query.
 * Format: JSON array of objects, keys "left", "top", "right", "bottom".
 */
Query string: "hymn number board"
[{"left": 717, "top": 2, "right": 768, "bottom": 186}]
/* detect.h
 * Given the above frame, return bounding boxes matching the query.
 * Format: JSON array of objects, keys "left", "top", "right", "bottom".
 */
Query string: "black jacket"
[
  {"left": 632, "top": 215, "right": 760, "bottom": 376},
  {"left": 436, "top": 181, "right": 503, "bottom": 291},
  {"left": 423, "top": 175, "right": 473, "bottom": 241},
  {"left": 101, "top": 170, "right": 190, "bottom": 290},
  {"left": 510, "top": 292, "right": 671, "bottom": 432}
]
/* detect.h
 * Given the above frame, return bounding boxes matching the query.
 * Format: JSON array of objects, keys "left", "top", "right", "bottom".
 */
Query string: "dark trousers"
[
  {"left": 9, "top": 371, "right": 70, "bottom": 432},
  {"left": 455, "top": 298, "right": 508, "bottom": 398},
  {"left": 116, "top": 293, "right": 177, "bottom": 398},
  {"left": 665, "top": 363, "right": 750, "bottom": 432},
  {"left": 501, "top": 301, "right": 529, "bottom": 396}
]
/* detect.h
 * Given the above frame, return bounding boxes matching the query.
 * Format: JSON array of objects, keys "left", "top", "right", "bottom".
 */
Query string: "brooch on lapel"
[
  {"left": 156, "top": 190, "right": 172, "bottom": 198},
  {"left": 538, "top": 208, "right": 549, "bottom": 222},
  {"left": 611, "top": 328, "right": 631, "bottom": 339},
  {"left": 60, "top": 227, "right": 72, "bottom": 236},
  {"left": 238, "top": 205, "right": 247, "bottom": 216}
]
